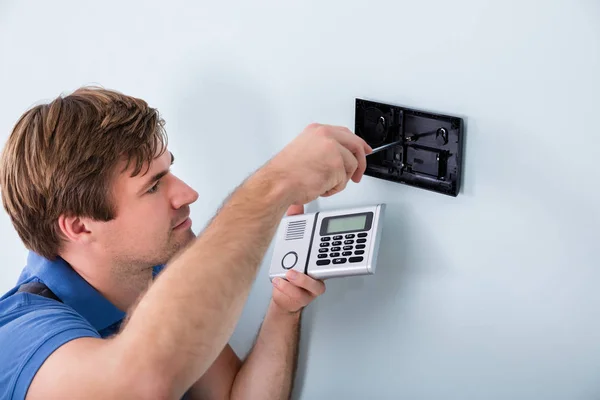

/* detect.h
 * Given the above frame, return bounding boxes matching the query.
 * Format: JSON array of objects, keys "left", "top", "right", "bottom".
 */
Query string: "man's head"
[{"left": 0, "top": 86, "right": 198, "bottom": 272}]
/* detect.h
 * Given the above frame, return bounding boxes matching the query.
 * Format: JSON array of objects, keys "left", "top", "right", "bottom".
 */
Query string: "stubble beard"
[{"left": 161, "top": 227, "right": 197, "bottom": 265}]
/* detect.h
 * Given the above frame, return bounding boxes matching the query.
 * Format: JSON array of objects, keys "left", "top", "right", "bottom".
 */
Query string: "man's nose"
[{"left": 171, "top": 176, "right": 199, "bottom": 209}]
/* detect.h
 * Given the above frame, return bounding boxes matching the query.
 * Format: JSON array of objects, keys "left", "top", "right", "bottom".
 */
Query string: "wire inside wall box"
[{"left": 355, "top": 98, "right": 464, "bottom": 196}]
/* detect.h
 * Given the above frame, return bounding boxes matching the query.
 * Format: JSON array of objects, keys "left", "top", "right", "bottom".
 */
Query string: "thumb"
[{"left": 286, "top": 204, "right": 304, "bottom": 216}]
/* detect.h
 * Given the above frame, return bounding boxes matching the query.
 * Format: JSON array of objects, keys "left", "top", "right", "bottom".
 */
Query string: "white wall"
[{"left": 1, "top": 1, "right": 599, "bottom": 398}]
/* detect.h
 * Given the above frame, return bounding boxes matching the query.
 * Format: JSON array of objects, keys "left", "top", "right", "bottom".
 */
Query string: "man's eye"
[{"left": 147, "top": 181, "right": 160, "bottom": 194}]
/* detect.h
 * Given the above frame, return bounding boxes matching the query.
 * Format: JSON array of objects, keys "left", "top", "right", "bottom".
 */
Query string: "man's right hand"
[{"left": 265, "top": 123, "right": 373, "bottom": 205}]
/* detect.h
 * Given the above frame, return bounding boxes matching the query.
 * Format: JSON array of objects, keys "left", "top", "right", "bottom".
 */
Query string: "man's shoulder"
[
  {"left": 0, "top": 285, "right": 101, "bottom": 398},
  {"left": 0, "top": 286, "right": 88, "bottom": 329}
]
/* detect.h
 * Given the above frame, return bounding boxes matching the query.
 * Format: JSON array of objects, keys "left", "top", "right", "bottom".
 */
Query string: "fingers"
[
  {"left": 338, "top": 126, "right": 373, "bottom": 154},
  {"left": 286, "top": 204, "right": 304, "bottom": 216},
  {"left": 334, "top": 143, "right": 358, "bottom": 192},
  {"left": 325, "top": 125, "right": 370, "bottom": 163},
  {"left": 348, "top": 142, "right": 367, "bottom": 183},
  {"left": 346, "top": 127, "right": 371, "bottom": 182},
  {"left": 271, "top": 264, "right": 326, "bottom": 314},
  {"left": 339, "top": 131, "right": 366, "bottom": 183},
  {"left": 285, "top": 269, "right": 326, "bottom": 296},
  {"left": 315, "top": 145, "right": 349, "bottom": 198},
  {"left": 272, "top": 276, "right": 317, "bottom": 311},
  {"left": 319, "top": 125, "right": 370, "bottom": 183},
  {"left": 323, "top": 142, "right": 360, "bottom": 198},
  {"left": 277, "top": 122, "right": 371, "bottom": 204}
]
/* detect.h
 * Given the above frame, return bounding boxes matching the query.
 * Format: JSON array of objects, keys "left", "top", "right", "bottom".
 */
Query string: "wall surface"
[{"left": 1, "top": 1, "right": 599, "bottom": 399}]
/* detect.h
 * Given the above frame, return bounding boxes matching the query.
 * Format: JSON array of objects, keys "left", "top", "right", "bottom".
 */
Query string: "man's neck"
[{"left": 60, "top": 251, "right": 154, "bottom": 312}]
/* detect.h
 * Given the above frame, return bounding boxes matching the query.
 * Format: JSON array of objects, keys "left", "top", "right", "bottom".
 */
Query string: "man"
[{"left": 0, "top": 86, "right": 372, "bottom": 399}]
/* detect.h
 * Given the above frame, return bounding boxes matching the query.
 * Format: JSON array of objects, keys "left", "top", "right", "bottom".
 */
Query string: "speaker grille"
[{"left": 285, "top": 220, "right": 307, "bottom": 240}]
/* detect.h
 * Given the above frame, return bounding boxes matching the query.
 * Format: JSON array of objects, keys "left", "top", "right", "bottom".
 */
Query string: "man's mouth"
[{"left": 173, "top": 216, "right": 191, "bottom": 230}]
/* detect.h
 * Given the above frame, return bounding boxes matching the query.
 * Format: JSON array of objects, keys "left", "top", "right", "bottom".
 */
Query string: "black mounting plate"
[{"left": 355, "top": 98, "right": 464, "bottom": 197}]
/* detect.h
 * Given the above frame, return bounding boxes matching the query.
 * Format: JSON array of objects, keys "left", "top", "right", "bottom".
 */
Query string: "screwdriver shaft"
[{"left": 368, "top": 140, "right": 402, "bottom": 155}]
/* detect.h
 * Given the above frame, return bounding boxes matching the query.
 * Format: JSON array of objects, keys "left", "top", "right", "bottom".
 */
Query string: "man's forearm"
[
  {"left": 231, "top": 300, "right": 301, "bottom": 400},
  {"left": 115, "top": 167, "right": 294, "bottom": 396}
]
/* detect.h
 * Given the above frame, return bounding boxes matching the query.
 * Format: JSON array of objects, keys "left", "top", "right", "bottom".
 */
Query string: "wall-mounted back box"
[{"left": 355, "top": 98, "right": 464, "bottom": 196}]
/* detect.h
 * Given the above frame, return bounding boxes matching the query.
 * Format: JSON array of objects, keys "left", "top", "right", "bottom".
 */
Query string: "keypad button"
[
  {"left": 332, "top": 241, "right": 342, "bottom": 246},
  {"left": 357, "top": 238, "right": 367, "bottom": 244},
  {"left": 330, "top": 252, "right": 340, "bottom": 257},
  {"left": 333, "top": 235, "right": 343, "bottom": 240},
  {"left": 357, "top": 232, "right": 368, "bottom": 238},
  {"left": 342, "top": 251, "right": 352, "bottom": 256},
  {"left": 344, "top": 240, "right": 354, "bottom": 245},
  {"left": 332, "top": 258, "right": 347, "bottom": 264},
  {"left": 349, "top": 256, "right": 364, "bottom": 263},
  {"left": 345, "top": 234, "right": 355, "bottom": 239},
  {"left": 320, "top": 242, "right": 330, "bottom": 247},
  {"left": 317, "top": 260, "right": 331, "bottom": 265},
  {"left": 355, "top": 250, "right": 365, "bottom": 255},
  {"left": 331, "top": 247, "right": 341, "bottom": 252},
  {"left": 318, "top": 254, "right": 327, "bottom": 259},
  {"left": 282, "top": 251, "right": 298, "bottom": 269},
  {"left": 319, "top": 248, "right": 328, "bottom": 253},
  {"left": 321, "top": 236, "right": 331, "bottom": 242},
  {"left": 355, "top": 244, "right": 366, "bottom": 249},
  {"left": 343, "top": 245, "right": 353, "bottom": 250}
]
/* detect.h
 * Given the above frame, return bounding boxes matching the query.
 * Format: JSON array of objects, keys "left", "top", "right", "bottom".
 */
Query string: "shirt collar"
[{"left": 19, "top": 252, "right": 126, "bottom": 332}]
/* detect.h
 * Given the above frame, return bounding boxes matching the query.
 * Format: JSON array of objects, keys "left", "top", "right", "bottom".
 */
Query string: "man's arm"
[
  {"left": 190, "top": 255, "right": 326, "bottom": 399},
  {"left": 188, "top": 204, "right": 323, "bottom": 400},
  {"left": 27, "top": 124, "right": 371, "bottom": 399},
  {"left": 188, "top": 301, "right": 301, "bottom": 400},
  {"left": 225, "top": 203, "right": 326, "bottom": 400},
  {"left": 190, "top": 270, "right": 323, "bottom": 400},
  {"left": 231, "top": 300, "right": 302, "bottom": 399}
]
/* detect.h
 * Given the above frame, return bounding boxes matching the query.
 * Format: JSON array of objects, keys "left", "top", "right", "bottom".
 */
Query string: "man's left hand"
[{"left": 271, "top": 204, "right": 326, "bottom": 314}]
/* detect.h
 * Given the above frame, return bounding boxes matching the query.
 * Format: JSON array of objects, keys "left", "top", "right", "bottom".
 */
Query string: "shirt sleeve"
[{"left": 0, "top": 295, "right": 100, "bottom": 399}]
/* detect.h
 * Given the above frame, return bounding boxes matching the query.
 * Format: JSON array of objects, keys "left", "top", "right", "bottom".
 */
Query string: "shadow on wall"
[{"left": 291, "top": 199, "right": 414, "bottom": 399}]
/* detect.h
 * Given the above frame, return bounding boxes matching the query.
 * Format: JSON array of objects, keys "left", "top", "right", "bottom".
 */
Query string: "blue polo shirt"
[{"left": 0, "top": 252, "right": 163, "bottom": 399}]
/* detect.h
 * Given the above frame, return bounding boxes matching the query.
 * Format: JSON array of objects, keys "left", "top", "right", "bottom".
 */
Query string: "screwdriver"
[{"left": 368, "top": 140, "right": 402, "bottom": 155}]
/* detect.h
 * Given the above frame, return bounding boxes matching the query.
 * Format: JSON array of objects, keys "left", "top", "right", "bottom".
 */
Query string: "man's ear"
[{"left": 57, "top": 214, "right": 93, "bottom": 244}]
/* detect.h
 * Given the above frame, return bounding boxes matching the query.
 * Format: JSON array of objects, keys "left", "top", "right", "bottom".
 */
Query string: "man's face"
[{"left": 93, "top": 149, "right": 199, "bottom": 269}]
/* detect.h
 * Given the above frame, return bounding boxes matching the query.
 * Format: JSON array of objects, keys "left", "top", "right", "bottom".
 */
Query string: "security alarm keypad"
[{"left": 269, "top": 204, "right": 385, "bottom": 280}]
